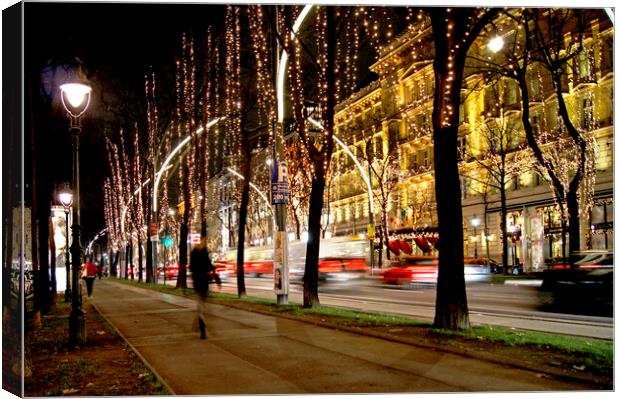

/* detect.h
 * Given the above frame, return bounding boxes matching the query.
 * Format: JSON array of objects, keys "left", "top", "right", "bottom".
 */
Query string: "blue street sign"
[{"left": 271, "top": 159, "right": 289, "bottom": 205}]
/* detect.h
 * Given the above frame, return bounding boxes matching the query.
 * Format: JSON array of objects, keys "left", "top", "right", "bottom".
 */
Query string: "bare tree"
[
  {"left": 285, "top": 140, "right": 312, "bottom": 239},
  {"left": 475, "top": 9, "right": 603, "bottom": 264},
  {"left": 281, "top": 5, "right": 401, "bottom": 307},
  {"left": 461, "top": 84, "right": 532, "bottom": 271}
]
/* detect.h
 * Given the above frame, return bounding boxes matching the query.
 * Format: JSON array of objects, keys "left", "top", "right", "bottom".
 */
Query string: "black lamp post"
[
  {"left": 471, "top": 215, "right": 480, "bottom": 258},
  {"left": 60, "top": 82, "right": 91, "bottom": 348},
  {"left": 59, "top": 185, "right": 73, "bottom": 302}
]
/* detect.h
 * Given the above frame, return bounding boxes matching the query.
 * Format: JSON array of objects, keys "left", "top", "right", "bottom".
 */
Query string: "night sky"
[{"left": 23, "top": 1, "right": 227, "bottom": 242}]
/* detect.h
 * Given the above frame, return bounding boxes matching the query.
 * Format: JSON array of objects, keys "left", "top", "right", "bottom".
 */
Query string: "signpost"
[
  {"left": 271, "top": 159, "right": 289, "bottom": 205},
  {"left": 149, "top": 221, "right": 159, "bottom": 242},
  {"left": 271, "top": 158, "right": 289, "bottom": 303}
]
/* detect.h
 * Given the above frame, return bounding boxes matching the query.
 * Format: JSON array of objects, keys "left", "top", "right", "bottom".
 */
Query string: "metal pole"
[
  {"left": 68, "top": 122, "right": 85, "bottom": 348},
  {"left": 151, "top": 165, "right": 159, "bottom": 285},
  {"left": 474, "top": 225, "right": 478, "bottom": 258},
  {"left": 367, "top": 146, "right": 375, "bottom": 273},
  {"left": 273, "top": 6, "right": 288, "bottom": 305},
  {"left": 64, "top": 209, "right": 71, "bottom": 302},
  {"left": 273, "top": 122, "right": 288, "bottom": 305}
]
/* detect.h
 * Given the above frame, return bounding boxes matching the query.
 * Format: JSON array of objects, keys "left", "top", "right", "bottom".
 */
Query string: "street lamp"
[
  {"left": 471, "top": 215, "right": 480, "bottom": 258},
  {"left": 509, "top": 224, "right": 518, "bottom": 266},
  {"left": 58, "top": 185, "right": 73, "bottom": 302},
  {"left": 60, "top": 81, "right": 91, "bottom": 348}
]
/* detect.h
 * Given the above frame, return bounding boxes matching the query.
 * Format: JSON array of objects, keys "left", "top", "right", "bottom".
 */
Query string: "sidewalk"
[{"left": 89, "top": 279, "right": 599, "bottom": 395}]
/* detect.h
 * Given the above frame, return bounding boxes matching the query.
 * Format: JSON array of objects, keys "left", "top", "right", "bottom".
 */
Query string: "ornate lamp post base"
[{"left": 68, "top": 222, "right": 85, "bottom": 348}]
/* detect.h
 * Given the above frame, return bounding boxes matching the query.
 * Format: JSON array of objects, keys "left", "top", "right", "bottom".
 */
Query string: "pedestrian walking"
[
  {"left": 82, "top": 257, "right": 98, "bottom": 298},
  {"left": 189, "top": 229, "right": 215, "bottom": 339}
]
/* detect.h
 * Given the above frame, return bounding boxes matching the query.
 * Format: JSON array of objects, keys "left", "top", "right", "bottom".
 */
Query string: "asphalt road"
[{"left": 184, "top": 276, "right": 614, "bottom": 340}]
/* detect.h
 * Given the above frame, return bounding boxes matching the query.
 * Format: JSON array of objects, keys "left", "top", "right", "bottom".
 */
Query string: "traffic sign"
[
  {"left": 271, "top": 159, "right": 289, "bottom": 205},
  {"left": 149, "top": 222, "right": 159, "bottom": 237}
]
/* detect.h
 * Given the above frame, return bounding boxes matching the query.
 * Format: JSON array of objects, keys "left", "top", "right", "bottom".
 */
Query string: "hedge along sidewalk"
[{"left": 112, "top": 278, "right": 612, "bottom": 386}]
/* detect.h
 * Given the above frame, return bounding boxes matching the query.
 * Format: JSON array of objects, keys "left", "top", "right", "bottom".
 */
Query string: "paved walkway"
[{"left": 89, "top": 279, "right": 600, "bottom": 395}]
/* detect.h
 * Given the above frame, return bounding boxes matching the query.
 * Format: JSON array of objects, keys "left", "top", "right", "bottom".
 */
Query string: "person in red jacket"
[{"left": 82, "top": 257, "right": 98, "bottom": 298}]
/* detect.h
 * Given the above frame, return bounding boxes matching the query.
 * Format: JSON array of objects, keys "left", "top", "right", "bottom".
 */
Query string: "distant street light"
[
  {"left": 58, "top": 185, "right": 73, "bottom": 302},
  {"left": 509, "top": 224, "right": 518, "bottom": 265},
  {"left": 471, "top": 216, "right": 480, "bottom": 258},
  {"left": 60, "top": 81, "right": 91, "bottom": 348}
]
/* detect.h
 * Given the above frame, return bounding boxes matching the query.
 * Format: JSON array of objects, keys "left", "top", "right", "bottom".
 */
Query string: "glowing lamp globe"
[
  {"left": 60, "top": 83, "right": 92, "bottom": 118},
  {"left": 59, "top": 191, "right": 73, "bottom": 208}
]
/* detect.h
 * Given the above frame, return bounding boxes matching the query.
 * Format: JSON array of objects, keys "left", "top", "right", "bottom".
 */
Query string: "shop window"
[
  {"left": 388, "top": 122, "right": 400, "bottom": 145},
  {"left": 408, "top": 152, "right": 418, "bottom": 170},
  {"left": 416, "top": 113, "right": 428, "bottom": 132}
]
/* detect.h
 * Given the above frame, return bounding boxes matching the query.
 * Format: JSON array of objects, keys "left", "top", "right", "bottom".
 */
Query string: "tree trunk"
[
  {"left": 382, "top": 207, "right": 391, "bottom": 261},
  {"left": 99, "top": 247, "right": 104, "bottom": 279},
  {"left": 137, "top": 237, "right": 143, "bottom": 282},
  {"left": 145, "top": 166, "right": 154, "bottom": 284},
  {"left": 146, "top": 238, "right": 153, "bottom": 283},
  {"left": 236, "top": 147, "right": 251, "bottom": 297},
  {"left": 294, "top": 211, "right": 301, "bottom": 240},
  {"left": 567, "top": 189, "right": 580, "bottom": 255},
  {"left": 500, "top": 180, "right": 509, "bottom": 274},
  {"left": 112, "top": 250, "right": 119, "bottom": 277},
  {"left": 177, "top": 163, "right": 190, "bottom": 289},
  {"left": 124, "top": 245, "right": 130, "bottom": 279},
  {"left": 430, "top": 8, "right": 485, "bottom": 330},
  {"left": 303, "top": 173, "right": 325, "bottom": 307},
  {"left": 177, "top": 223, "right": 188, "bottom": 289},
  {"left": 128, "top": 243, "right": 134, "bottom": 280},
  {"left": 48, "top": 215, "right": 57, "bottom": 302}
]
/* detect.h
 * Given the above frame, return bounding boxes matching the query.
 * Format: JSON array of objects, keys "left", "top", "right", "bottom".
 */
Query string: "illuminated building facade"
[{"left": 328, "top": 11, "right": 613, "bottom": 269}]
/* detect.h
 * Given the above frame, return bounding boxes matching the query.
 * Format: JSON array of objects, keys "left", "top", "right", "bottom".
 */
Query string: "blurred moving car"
[
  {"left": 463, "top": 258, "right": 495, "bottom": 282},
  {"left": 244, "top": 248, "right": 274, "bottom": 277},
  {"left": 381, "top": 256, "right": 494, "bottom": 286},
  {"left": 216, "top": 237, "right": 370, "bottom": 284},
  {"left": 381, "top": 256, "right": 438, "bottom": 286},
  {"left": 157, "top": 263, "right": 179, "bottom": 279},
  {"left": 539, "top": 251, "right": 613, "bottom": 316},
  {"left": 289, "top": 236, "right": 370, "bottom": 285},
  {"left": 212, "top": 247, "right": 273, "bottom": 278}
]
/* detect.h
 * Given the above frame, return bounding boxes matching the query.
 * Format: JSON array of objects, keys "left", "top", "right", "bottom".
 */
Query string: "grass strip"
[{"left": 113, "top": 277, "right": 612, "bottom": 369}]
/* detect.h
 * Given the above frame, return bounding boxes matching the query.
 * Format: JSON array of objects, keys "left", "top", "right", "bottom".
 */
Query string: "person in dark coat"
[{"left": 189, "top": 231, "right": 215, "bottom": 339}]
